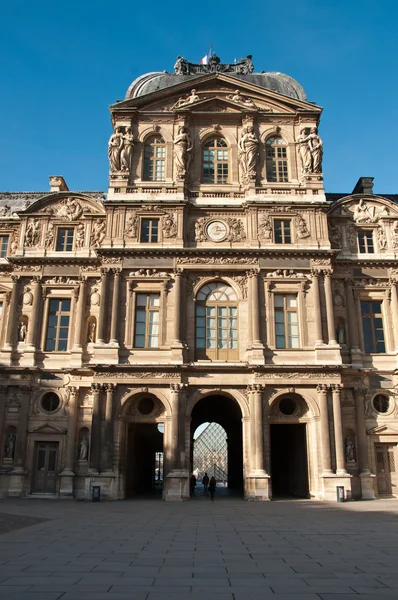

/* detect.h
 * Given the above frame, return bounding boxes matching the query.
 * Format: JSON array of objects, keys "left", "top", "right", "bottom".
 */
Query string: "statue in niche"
[
  {"left": 126, "top": 213, "right": 139, "bottom": 238},
  {"left": 90, "top": 220, "right": 106, "bottom": 248},
  {"left": 345, "top": 437, "right": 355, "bottom": 462},
  {"left": 377, "top": 227, "right": 387, "bottom": 250},
  {"left": 308, "top": 127, "right": 323, "bottom": 173},
  {"left": 295, "top": 215, "right": 311, "bottom": 239},
  {"left": 18, "top": 322, "right": 27, "bottom": 342},
  {"left": 238, "top": 126, "right": 259, "bottom": 181},
  {"left": 108, "top": 126, "right": 124, "bottom": 172},
  {"left": 162, "top": 214, "right": 177, "bottom": 238},
  {"left": 121, "top": 127, "right": 135, "bottom": 172},
  {"left": 336, "top": 323, "right": 346, "bottom": 345},
  {"left": 258, "top": 215, "right": 272, "bottom": 240},
  {"left": 173, "top": 126, "right": 193, "bottom": 179},
  {"left": 44, "top": 223, "right": 55, "bottom": 249},
  {"left": 25, "top": 219, "right": 41, "bottom": 247},
  {"left": 78, "top": 436, "right": 89, "bottom": 461},
  {"left": 87, "top": 321, "right": 96, "bottom": 343},
  {"left": 4, "top": 433, "right": 16, "bottom": 459},
  {"left": 76, "top": 223, "right": 85, "bottom": 248},
  {"left": 297, "top": 128, "right": 312, "bottom": 176}
]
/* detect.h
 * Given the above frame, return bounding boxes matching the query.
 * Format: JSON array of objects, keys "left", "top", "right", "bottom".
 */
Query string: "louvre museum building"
[{"left": 1, "top": 54, "right": 397, "bottom": 502}]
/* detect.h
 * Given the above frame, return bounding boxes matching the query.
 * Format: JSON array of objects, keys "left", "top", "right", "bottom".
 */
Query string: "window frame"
[
  {"left": 202, "top": 137, "right": 229, "bottom": 185},
  {"left": 274, "top": 219, "right": 292, "bottom": 244},
  {"left": 265, "top": 136, "right": 289, "bottom": 182},
  {"left": 0, "top": 235, "right": 9, "bottom": 258},
  {"left": 143, "top": 135, "right": 166, "bottom": 182},
  {"left": 274, "top": 294, "right": 299, "bottom": 349},
  {"left": 358, "top": 230, "right": 374, "bottom": 254},
  {"left": 44, "top": 297, "right": 72, "bottom": 352},
  {"left": 140, "top": 218, "right": 159, "bottom": 243},
  {"left": 360, "top": 299, "right": 386, "bottom": 353},
  {"left": 133, "top": 292, "right": 161, "bottom": 349},
  {"left": 55, "top": 227, "right": 74, "bottom": 252}
]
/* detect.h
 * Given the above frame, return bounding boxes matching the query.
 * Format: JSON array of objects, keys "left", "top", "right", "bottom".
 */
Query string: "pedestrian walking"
[
  {"left": 190, "top": 473, "right": 197, "bottom": 498},
  {"left": 202, "top": 472, "right": 209, "bottom": 496},
  {"left": 209, "top": 476, "right": 216, "bottom": 501}
]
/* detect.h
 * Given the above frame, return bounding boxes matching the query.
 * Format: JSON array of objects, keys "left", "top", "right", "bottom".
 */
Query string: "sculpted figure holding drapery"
[
  {"left": 121, "top": 127, "right": 135, "bottom": 172},
  {"left": 108, "top": 126, "right": 123, "bottom": 172},
  {"left": 238, "top": 126, "right": 259, "bottom": 181},
  {"left": 173, "top": 126, "right": 193, "bottom": 179}
]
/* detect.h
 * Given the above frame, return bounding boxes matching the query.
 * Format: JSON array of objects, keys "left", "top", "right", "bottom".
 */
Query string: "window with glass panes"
[
  {"left": 134, "top": 293, "right": 160, "bottom": 348},
  {"left": 274, "top": 219, "right": 291, "bottom": 244},
  {"left": 56, "top": 228, "right": 74, "bottom": 251},
  {"left": 0, "top": 235, "right": 9, "bottom": 257},
  {"left": 274, "top": 295, "right": 299, "bottom": 348},
  {"left": 358, "top": 231, "right": 374, "bottom": 253},
  {"left": 45, "top": 298, "right": 71, "bottom": 351},
  {"left": 266, "top": 137, "right": 289, "bottom": 182},
  {"left": 202, "top": 138, "right": 229, "bottom": 184},
  {"left": 141, "top": 219, "right": 159, "bottom": 243},
  {"left": 361, "top": 301, "right": 386, "bottom": 353},
  {"left": 195, "top": 282, "right": 238, "bottom": 360},
  {"left": 143, "top": 136, "right": 166, "bottom": 181}
]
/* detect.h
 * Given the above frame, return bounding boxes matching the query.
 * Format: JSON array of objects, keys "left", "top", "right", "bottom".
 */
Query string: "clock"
[{"left": 206, "top": 220, "right": 228, "bottom": 242}]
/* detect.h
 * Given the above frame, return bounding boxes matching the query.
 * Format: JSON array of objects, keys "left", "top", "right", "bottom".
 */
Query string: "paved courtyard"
[{"left": 0, "top": 495, "right": 398, "bottom": 600}]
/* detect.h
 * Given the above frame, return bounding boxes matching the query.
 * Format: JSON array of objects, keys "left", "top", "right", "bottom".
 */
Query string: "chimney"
[
  {"left": 352, "top": 177, "right": 374, "bottom": 195},
  {"left": 49, "top": 176, "right": 69, "bottom": 192}
]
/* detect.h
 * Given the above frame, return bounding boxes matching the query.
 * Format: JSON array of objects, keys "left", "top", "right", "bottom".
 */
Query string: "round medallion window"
[
  {"left": 41, "top": 392, "right": 60, "bottom": 413},
  {"left": 138, "top": 397, "right": 155, "bottom": 415},
  {"left": 373, "top": 394, "right": 389, "bottom": 414},
  {"left": 279, "top": 397, "right": 297, "bottom": 416}
]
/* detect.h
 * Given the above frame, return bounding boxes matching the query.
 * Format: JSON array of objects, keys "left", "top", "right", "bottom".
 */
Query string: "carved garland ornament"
[{"left": 194, "top": 217, "right": 246, "bottom": 243}]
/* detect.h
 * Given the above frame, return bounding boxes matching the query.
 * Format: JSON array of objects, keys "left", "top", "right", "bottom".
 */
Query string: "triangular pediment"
[
  {"left": 112, "top": 73, "right": 321, "bottom": 115},
  {"left": 29, "top": 422, "right": 67, "bottom": 434},
  {"left": 367, "top": 424, "right": 398, "bottom": 436},
  {"left": 23, "top": 192, "right": 105, "bottom": 218}
]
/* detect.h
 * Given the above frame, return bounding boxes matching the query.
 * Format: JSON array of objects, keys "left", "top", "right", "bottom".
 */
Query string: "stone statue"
[
  {"left": 121, "top": 127, "right": 135, "bottom": 172},
  {"left": 238, "top": 126, "right": 259, "bottom": 181},
  {"left": 76, "top": 223, "right": 85, "bottom": 248},
  {"left": 173, "top": 126, "right": 193, "bottom": 179},
  {"left": 308, "top": 127, "right": 323, "bottom": 173},
  {"left": 377, "top": 227, "right": 387, "bottom": 250},
  {"left": 345, "top": 437, "right": 355, "bottom": 462},
  {"left": 87, "top": 321, "right": 96, "bottom": 343},
  {"left": 172, "top": 89, "right": 201, "bottom": 109},
  {"left": 4, "top": 433, "right": 16, "bottom": 459},
  {"left": 44, "top": 223, "right": 55, "bottom": 249},
  {"left": 57, "top": 198, "right": 83, "bottom": 221},
  {"left": 23, "top": 287, "right": 33, "bottom": 306},
  {"left": 258, "top": 215, "right": 273, "bottom": 240},
  {"left": 90, "top": 220, "right": 106, "bottom": 248},
  {"left": 174, "top": 56, "right": 188, "bottom": 75},
  {"left": 18, "top": 322, "right": 27, "bottom": 342},
  {"left": 228, "top": 89, "right": 243, "bottom": 103},
  {"left": 297, "top": 128, "right": 312, "bottom": 176},
  {"left": 25, "top": 219, "right": 41, "bottom": 247},
  {"left": 108, "top": 126, "right": 124, "bottom": 172},
  {"left": 0, "top": 204, "right": 11, "bottom": 217},
  {"left": 126, "top": 213, "right": 139, "bottom": 238},
  {"left": 353, "top": 199, "right": 372, "bottom": 223},
  {"left": 336, "top": 323, "right": 345, "bottom": 345},
  {"left": 295, "top": 215, "right": 311, "bottom": 239},
  {"left": 78, "top": 436, "right": 89, "bottom": 461},
  {"left": 162, "top": 214, "right": 177, "bottom": 238}
]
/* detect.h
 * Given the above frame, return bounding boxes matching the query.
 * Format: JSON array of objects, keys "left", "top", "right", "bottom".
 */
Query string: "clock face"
[{"left": 206, "top": 220, "right": 228, "bottom": 242}]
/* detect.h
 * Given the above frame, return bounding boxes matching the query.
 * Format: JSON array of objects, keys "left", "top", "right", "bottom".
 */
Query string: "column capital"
[
  {"left": 104, "top": 383, "right": 116, "bottom": 393},
  {"left": 67, "top": 386, "right": 79, "bottom": 398},
  {"left": 247, "top": 383, "right": 265, "bottom": 394},
  {"left": 316, "top": 383, "right": 329, "bottom": 394},
  {"left": 330, "top": 383, "right": 342, "bottom": 394},
  {"left": 111, "top": 268, "right": 122, "bottom": 276},
  {"left": 170, "top": 382, "right": 184, "bottom": 393},
  {"left": 10, "top": 274, "right": 21, "bottom": 283},
  {"left": 91, "top": 383, "right": 103, "bottom": 393},
  {"left": 31, "top": 275, "right": 42, "bottom": 284}
]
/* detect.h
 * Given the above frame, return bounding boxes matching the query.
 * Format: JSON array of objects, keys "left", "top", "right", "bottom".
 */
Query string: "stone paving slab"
[{"left": 0, "top": 497, "right": 398, "bottom": 599}]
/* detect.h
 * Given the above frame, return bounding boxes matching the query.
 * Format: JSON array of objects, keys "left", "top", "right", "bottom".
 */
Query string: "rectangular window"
[
  {"left": 0, "top": 301, "right": 3, "bottom": 317},
  {"left": 274, "top": 294, "right": 299, "bottom": 349},
  {"left": 56, "top": 228, "right": 74, "bottom": 251},
  {"left": 274, "top": 220, "right": 291, "bottom": 244},
  {"left": 361, "top": 301, "right": 385, "bottom": 353},
  {"left": 141, "top": 219, "right": 159, "bottom": 243},
  {"left": 0, "top": 235, "right": 9, "bottom": 257},
  {"left": 45, "top": 298, "right": 71, "bottom": 352},
  {"left": 358, "top": 231, "right": 374, "bottom": 254},
  {"left": 134, "top": 293, "right": 160, "bottom": 348}
]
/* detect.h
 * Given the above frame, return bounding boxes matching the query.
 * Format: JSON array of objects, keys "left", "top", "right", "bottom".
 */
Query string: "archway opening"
[
  {"left": 191, "top": 394, "right": 243, "bottom": 495},
  {"left": 270, "top": 424, "right": 309, "bottom": 498}
]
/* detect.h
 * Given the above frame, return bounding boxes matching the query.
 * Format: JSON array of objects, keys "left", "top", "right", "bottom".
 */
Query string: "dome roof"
[{"left": 125, "top": 71, "right": 307, "bottom": 102}]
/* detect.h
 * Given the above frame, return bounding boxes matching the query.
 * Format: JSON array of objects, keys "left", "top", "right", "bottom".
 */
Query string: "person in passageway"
[{"left": 209, "top": 476, "right": 216, "bottom": 501}]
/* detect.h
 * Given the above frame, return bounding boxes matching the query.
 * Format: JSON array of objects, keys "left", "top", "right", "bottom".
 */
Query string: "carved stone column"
[
  {"left": 331, "top": 384, "right": 347, "bottom": 475},
  {"left": 164, "top": 383, "right": 188, "bottom": 501},
  {"left": 171, "top": 271, "right": 183, "bottom": 347},
  {"left": 248, "top": 271, "right": 265, "bottom": 364},
  {"left": 73, "top": 278, "right": 87, "bottom": 350},
  {"left": 324, "top": 272, "right": 337, "bottom": 345},
  {"left": 89, "top": 384, "right": 102, "bottom": 473},
  {"left": 12, "top": 386, "right": 30, "bottom": 473},
  {"left": 317, "top": 384, "right": 332, "bottom": 474},
  {"left": 110, "top": 270, "right": 121, "bottom": 345},
  {"left": 169, "top": 383, "right": 182, "bottom": 471},
  {"left": 60, "top": 387, "right": 79, "bottom": 496},
  {"left": 344, "top": 278, "right": 360, "bottom": 350},
  {"left": 390, "top": 281, "right": 398, "bottom": 350},
  {"left": 4, "top": 275, "right": 20, "bottom": 350},
  {"left": 96, "top": 269, "right": 108, "bottom": 344},
  {"left": 26, "top": 276, "right": 42, "bottom": 349},
  {"left": 354, "top": 388, "right": 375, "bottom": 499},
  {"left": 102, "top": 383, "right": 115, "bottom": 471},
  {"left": 311, "top": 272, "right": 323, "bottom": 345},
  {"left": 246, "top": 384, "right": 269, "bottom": 500}
]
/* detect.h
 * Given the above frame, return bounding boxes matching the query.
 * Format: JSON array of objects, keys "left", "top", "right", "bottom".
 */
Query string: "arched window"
[
  {"left": 202, "top": 138, "right": 229, "bottom": 184},
  {"left": 196, "top": 282, "right": 238, "bottom": 361},
  {"left": 266, "top": 136, "right": 289, "bottom": 182},
  {"left": 143, "top": 136, "right": 166, "bottom": 181}
]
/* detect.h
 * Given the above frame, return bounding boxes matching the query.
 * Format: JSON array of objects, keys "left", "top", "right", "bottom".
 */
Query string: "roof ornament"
[{"left": 174, "top": 54, "right": 254, "bottom": 75}]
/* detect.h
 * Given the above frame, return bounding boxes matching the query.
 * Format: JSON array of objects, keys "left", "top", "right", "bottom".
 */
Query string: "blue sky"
[{"left": 1, "top": 0, "right": 397, "bottom": 193}]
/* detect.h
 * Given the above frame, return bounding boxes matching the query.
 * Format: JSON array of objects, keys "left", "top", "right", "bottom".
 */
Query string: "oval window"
[
  {"left": 41, "top": 392, "right": 60, "bottom": 413},
  {"left": 279, "top": 397, "right": 297, "bottom": 415}
]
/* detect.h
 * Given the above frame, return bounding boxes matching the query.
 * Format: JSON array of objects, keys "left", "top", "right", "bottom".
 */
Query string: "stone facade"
[{"left": 0, "top": 55, "right": 398, "bottom": 502}]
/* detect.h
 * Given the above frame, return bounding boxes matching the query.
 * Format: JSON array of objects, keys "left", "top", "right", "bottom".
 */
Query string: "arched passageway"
[{"left": 190, "top": 395, "right": 243, "bottom": 493}]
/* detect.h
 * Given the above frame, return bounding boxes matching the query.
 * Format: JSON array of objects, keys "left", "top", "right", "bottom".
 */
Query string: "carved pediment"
[
  {"left": 328, "top": 195, "right": 398, "bottom": 220},
  {"left": 29, "top": 422, "right": 67, "bottom": 434},
  {"left": 367, "top": 424, "right": 398, "bottom": 436},
  {"left": 23, "top": 193, "right": 105, "bottom": 219}
]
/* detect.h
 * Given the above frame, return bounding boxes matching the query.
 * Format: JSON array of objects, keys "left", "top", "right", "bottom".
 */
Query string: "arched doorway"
[
  {"left": 269, "top": 394, "right": 310, "bottom": 498},
  {"left": 190, "top": 394, "right": 243, "bottom": 494},
  {"left": 123, "top": 393, "right": 166, "bottom": 496}
]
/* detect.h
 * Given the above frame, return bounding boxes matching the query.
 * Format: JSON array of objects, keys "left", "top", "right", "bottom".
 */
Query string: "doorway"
[
  {"left": 190, "top": 395, "right": 243, "bottom": 493},
  {"left": 126, "top": 423, "right": 164, "bottom": 496},
  {"left": 32, "top": 442, "right": 58, "bottom": 493},
  {"left": 270, "top": 424, "right": 309, "bottom": 498},
  {"left": 375, "top": 443, "right": 397, "bottom": 496}
]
